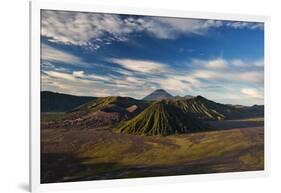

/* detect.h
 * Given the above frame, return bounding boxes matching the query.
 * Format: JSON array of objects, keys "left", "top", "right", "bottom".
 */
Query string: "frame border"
[{"left": 30, "top": 1, "right": 271, "bottom": 192}]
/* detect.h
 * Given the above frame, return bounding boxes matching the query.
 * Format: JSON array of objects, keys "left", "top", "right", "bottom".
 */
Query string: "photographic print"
[{"left": 40, "top": 10, "right": 264, "bottom": 183}]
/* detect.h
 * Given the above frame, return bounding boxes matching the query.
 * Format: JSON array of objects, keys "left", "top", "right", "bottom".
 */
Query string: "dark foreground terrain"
[{"left": 41, "top": 117, "right": 264, "bottom": 183}]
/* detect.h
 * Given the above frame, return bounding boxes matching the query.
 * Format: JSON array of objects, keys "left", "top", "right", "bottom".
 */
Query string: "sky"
[{"left": 41, "top": 10, "right": 264, "bottom": 106}]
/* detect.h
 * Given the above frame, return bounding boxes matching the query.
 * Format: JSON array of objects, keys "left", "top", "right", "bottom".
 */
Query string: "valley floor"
[{"left": 41, "top": 117, "right": 264, "bottom": 183}]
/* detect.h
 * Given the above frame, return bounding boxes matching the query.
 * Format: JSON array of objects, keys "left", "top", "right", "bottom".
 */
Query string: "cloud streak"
[
  {"left": 40, "top": 10, "right": 264, "bottom": 105},
  {"left": 111, "top": 58, "right": 169, "bottom": 74},
  {"left": 241, "top": 88, "right": 263, "bottom": 99},
  {"left": 41, "top": 43, "right": 85, "bottom": 65},
  {"left": 41, "top": 57, "right": 264, "bottom": 105},
  {"left": 41, "top": 10, "right": 263, "bottom": 48}
]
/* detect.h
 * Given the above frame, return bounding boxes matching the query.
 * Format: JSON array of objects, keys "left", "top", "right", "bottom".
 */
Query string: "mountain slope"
[
  {"left": 171, "top": 96, "right": 264, "bottom": 120},
  {"left": 72, "top": 96, "right": 147, "bottom": 113},
  {"left": 43, "top": 96, "right": 150, "bottom": 129},
  {"left": 143, "top": 89, "right": 173, "bottom": 101},
  {"left": 42, "top": 92, "right": 264, "bottom": 132},
  {"left": 118, "top": 100, "right": 208, "bottom": 136},
  {"left": 41, "top": 91, "right": 95, "bottom": 112}
]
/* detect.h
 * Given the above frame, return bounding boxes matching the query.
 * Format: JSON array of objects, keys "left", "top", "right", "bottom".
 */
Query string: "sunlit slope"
[
  {"left": 118, "top": 100, "right": 207, "bottom": 136},
  {"left": 172, "top": 96, "right": 264, "bottom": 120},
  {"left": 43, "top": 96, "right": 149, "bottom": 129},
  {"left": 72, "top": 96, "right": 148, "bottom": 113}
]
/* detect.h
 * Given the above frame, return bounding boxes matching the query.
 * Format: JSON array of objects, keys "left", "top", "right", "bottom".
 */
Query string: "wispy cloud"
[
  {"left": 41, "top": 10, "right": 263, "bottom": 48},
  {"left": 42, "top": 11, "right": 130, "bottom": 46},
  {"left": 188, "top": 58, "right": 264, "bottom": 84},
  {"left": 224, "top": 21, "right": 264, "bottom": 30},
  {"left": 44, "top": 70, "right": 79, "bottom": 81},
  {"left": 238, "top": 71, "right": 263, "bottom": 84},
  {"left": 41, "top": 43, "right": 85, "bottom": 65},
  {"left": 42, "top": 70, "right": 110, "bottom": 96},
  {"left": 138, "top": 17, "right": 223, "bottom": 39},
  {"left": 241, "top": 88, "right": 263, "bottom": 99},
  {"left": 111, "top": 58, "right": 169, "bottom": 74},
  {"left": 41, "top": 56, "right": 264, "bottom": 105},
  {"left": 205, "top": 58, "right": 227, "bottom": 69},
  {"left": 41, "top": 69, "right": 152, "bottom": 98},
  {"left": 72, "top": 71, "right": 110, "bottom": 81},
  {"left": 40, "top": 10, "right": 264, "bottom": 105}
]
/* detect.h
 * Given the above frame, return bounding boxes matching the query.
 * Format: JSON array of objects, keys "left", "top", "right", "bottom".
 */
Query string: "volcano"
[
  {"left": 142, "top": 89, "right": 173, "bottom": 101},
  {"left": 118, "top": 100, "right": 208, "bottom": 136}
]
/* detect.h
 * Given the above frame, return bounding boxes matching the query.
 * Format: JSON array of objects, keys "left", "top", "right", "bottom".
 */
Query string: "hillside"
[
  {"left": 43, "top": 96, "right": 149, "bottom": 129},
  {"left": 41, "top": 91, "right": 95, "bottom": 112},
  {"left": 171, "top": 96, "right": 264, "bottom": 120},
  {"left": 143, "top": 89, "right": 173, "bottom": 101},
  {"left": 72, "top": 96, "right": 148, "bottom": 113},
  {"left": 41, "top": 91, "right": 264, "bottom": 131},
  {"left": 118, "top": 100, "right": 208, "bottom": 136}
]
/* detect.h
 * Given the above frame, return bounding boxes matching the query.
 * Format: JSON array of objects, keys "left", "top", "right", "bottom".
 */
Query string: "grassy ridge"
[
  {"left": 171, "top": 96, "right": 263, "bottom": 120},
  {"left": 72, "top": 96, "right": 148, "bottom": 113},
  {"left": 41, "top": 94, "right": 264, "bottom": 136},
  {"left": 118, "top": 100, "right": 207, "bottom": 136},
  {"left": 171, "top": 96, "right": 226, "bottom": 120}
]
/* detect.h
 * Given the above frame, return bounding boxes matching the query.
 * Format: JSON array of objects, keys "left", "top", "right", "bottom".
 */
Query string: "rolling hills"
[{"left": 41, "top": 89, "right": 264, "bottom": 135}]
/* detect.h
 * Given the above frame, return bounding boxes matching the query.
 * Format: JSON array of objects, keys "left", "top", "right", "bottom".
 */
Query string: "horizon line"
[{"left": 41, "top": 90, "right": 264, "bottom": 107}]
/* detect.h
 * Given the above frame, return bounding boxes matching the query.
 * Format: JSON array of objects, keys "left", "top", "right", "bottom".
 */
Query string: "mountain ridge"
[
  {"left": 41, "top": 91, "right": 264, "bottom": 135},
  {"left": 41, "top": 91, "right": 96, "bottom": 112},
  {"left": 42, "top": 96, "right": 150, "bottom": 129},
  {"left": 170, "top": 95, "right": 264, "bottom": 120},
  {"left": 118, "top": 100, "right": 208, "bottom": 136}
]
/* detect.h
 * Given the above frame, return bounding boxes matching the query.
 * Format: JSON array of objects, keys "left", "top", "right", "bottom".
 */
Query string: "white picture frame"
[{"left": 30, "top": 1, "right": 271, "bottom": 192}]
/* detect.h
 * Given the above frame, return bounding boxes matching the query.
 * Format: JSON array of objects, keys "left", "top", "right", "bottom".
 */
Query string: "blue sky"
[{"left": 41, "top": 10, "right": 264, "bottom": 105}]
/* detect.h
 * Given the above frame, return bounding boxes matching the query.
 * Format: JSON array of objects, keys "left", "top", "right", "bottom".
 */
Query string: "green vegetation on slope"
[
  {"left": 41, "top": 91, "right": 264, "bottom": 136},
  {"left": 171, "top": 96, "right": 226, "bottom": 120},
  {"left": 62, "top": 96, "right": 150, "bottom": 122},
  {"left": 72, "top": 96, "right": 148, "bottom": 113},
  {"left": 171, "top": 96, "right": 264, "bottom": 120},
  {"left": 41, "top": 96, "right": 151, "bottom": 129},
  {"left": 118, "top": 100, "right": 208, "bottom": 136}
]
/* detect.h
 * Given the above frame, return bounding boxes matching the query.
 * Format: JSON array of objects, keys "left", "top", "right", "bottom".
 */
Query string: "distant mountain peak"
[
  {"left": 142, "top": 89, "right": 173, "bottom": 101},
  {"left": 196, "top": 95, "right": 204, "bottom": 99},
  {"left": 154, "top": 89, "right": 167, "bottom": 92}
]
